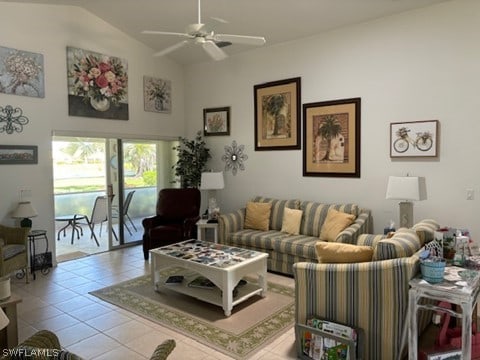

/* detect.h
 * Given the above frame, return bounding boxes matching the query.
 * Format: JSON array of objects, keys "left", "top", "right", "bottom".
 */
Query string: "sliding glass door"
[{"left": 53, "top": 135, "right": 177, "bottom": 258}]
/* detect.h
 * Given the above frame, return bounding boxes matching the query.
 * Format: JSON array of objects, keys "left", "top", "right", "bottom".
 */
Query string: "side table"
[
  {"left": 407, "top": 266, "right": 480, "bottom": 360},
  {"left": 28, "top": 230, "right": 51, "bottom": 280},
  {"left": 196, "top": 219, "right": 218, "bottom": 243},
  {"left": 0, "top": 294, "right": 22, "bottom": 350}
]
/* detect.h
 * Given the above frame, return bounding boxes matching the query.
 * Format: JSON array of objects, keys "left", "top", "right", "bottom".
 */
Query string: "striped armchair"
[{"left": 293, "top": 220, "right": 440, "bottom": 360}]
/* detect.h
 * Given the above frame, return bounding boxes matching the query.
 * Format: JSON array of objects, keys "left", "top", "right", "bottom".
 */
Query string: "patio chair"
[
  {"left": 79, "top": 195, "right": 118, "bottom": 246},
  {"left": 112, "top": 190, "right": 137, "bottom": 235}
]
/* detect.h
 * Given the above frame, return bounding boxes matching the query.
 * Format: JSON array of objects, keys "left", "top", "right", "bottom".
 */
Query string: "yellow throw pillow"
[
  {"left": 315, "top": 242, "right": 373, "bottom": 263},
  {"left": 281, "top": 208, "right": 303, "bottom": 235},
  {"left": 244, "top": 202, "right": 272, "bottom": 231},
  {"left": 319, "top": 208, "right": 356, "bottom": 242}
]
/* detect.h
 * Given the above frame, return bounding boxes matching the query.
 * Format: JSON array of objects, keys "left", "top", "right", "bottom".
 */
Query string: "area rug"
[
  {"left": 90, "top": 272, "right": 295, "bottom": 359},
  {"left": 56, "top": 251, "right": 89, "bottom": 263}
]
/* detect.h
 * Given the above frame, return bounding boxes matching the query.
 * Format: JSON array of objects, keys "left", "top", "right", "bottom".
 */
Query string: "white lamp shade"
[
  {"left": 200, "top": 172, "right": 225, "bottom": 190},
  {"left": 386, "top": 176, "right": 427, "bottom": 201},
  {"left": 11, "top": 201, "right": 38, "bottom": 219}
]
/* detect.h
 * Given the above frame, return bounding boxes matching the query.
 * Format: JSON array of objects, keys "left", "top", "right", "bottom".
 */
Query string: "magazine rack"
[{"left": 295, "top": 318, "right": 363, "bottom": 360}]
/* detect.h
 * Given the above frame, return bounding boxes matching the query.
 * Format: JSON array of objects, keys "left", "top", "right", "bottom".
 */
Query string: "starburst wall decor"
[{"left": 222, "top": 140, "right": 248, "bottom": 175}]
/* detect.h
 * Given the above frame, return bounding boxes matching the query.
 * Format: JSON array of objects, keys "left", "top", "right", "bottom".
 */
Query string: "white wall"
[
  {"left": 184, "top": 0, "right": 480, "bottom": 238},
  {"left": 0, "top": 3, "right": 185, "bottom": 257}
]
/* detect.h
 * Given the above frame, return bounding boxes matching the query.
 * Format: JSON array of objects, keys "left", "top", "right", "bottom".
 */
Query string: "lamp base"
[
  {"left": 399, "top": 202, "right": 413, "bottom": 228},
  {"left": 20, "top": 218, "right": 32, "bottom": 228}
]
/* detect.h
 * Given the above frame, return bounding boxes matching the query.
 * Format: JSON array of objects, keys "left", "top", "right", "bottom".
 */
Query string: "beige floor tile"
[
  {"left": 55, "top": 323, "right": 99, "bottom": 347},
  {"left": 66, "top": 333, "right": 120, "bottom": 359},
  {"left": 19, "top": 305, "right": 65, "bottom": 324},
  {"left": 54, "top": 295, "right": 97, "bottom": 313},
  {"left": 92, "top": 346, "right": 147, "bottom": 360},
  {"left": 68, "top": 302, "right": 112, "bottom": 321},
  {"left": 31, "top": 313, "right": 81, "bottom": 332},
  {"left": 85, "top": 311, "right": 132, "bottom": 331},
  {"left": 104, "top": 319, "right": 154, "bottom": 343}
]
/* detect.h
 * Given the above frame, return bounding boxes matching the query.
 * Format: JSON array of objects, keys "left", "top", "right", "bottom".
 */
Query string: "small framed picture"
[
  {"left": 203, "top": 106, "right": 230, "bottom": 136},
  {"left": 0, "top": 145, "right": 38, "bottom": 164},
  {"left": 390, "top": 120, "right": 439, "bottom": 158}
]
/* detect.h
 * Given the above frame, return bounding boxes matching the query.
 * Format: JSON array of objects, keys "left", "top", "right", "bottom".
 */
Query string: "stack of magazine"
[{"left": 301, "top": 318, "right": 357, "bottom": 360}]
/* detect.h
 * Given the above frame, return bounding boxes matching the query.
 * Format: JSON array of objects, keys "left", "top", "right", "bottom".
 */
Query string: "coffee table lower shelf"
[{"left": 154, "top": 273, "right": 264, "bottom": 313}]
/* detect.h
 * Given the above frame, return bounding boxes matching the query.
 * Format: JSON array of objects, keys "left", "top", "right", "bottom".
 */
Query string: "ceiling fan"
[{"left": 142, "top": 0, "right": 266, "bottom": 61}]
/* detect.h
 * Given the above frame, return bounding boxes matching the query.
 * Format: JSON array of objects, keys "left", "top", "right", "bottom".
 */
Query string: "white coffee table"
[{"left": 150, "top": 239, "right": 268, "bottom": 316}]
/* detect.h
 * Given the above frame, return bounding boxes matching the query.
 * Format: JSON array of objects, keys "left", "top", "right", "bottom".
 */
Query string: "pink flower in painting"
[{"left": 69, "top": 50, "right": 127, "bottom": 105}]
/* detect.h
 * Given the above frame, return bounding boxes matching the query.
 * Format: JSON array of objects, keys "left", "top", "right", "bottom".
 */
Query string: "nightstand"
[{"left": 196, "top": 219, "right": 218, "bottom": 243}]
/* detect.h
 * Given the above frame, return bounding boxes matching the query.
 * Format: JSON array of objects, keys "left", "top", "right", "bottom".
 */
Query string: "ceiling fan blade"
[
  {"left": 214, "top": 34, "right": 266, "bottom": 46},
  {"left": 142, "top": 30, "right": 190, "bottom": 38},
  {"left": 202, "top": 40, "right": 227, "bottom": 61},
  {"left": 153, "top": 40, "right": 189, "bottom": 57}
]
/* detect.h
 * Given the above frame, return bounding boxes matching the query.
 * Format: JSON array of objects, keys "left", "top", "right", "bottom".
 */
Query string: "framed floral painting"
[
  {"left": 203, "top": 106, "right": 230, "bottom": 136},
  {"left": 144, "top": 76, "right": 171, "bottom": 113},
  {"left": 66, "top": 46, "right": 129, "bottom": 120},
  {"left": 0, "top": 46, "right": 44, "bottom": 98}
]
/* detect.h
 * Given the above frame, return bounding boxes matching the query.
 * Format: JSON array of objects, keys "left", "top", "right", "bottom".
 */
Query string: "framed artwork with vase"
[{"left": 66, "top": 46, "right": 129, "bottom": 120}]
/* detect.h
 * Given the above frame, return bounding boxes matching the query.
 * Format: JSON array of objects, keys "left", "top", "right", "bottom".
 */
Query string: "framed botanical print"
[
  {"left": 303, "top": 97, "right": 361, "bottom": 178},
  {"left": 203, "top": 106, "right": 230, "bottom": 136},
  {"left": 254, "top": 77, "right": 301, "bottom": 150}
]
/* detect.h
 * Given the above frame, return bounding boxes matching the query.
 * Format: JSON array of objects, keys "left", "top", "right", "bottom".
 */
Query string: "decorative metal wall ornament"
[
  {"left": 0, "top": 105, "right": 29, "bottom": 134},
  {"left": 222, "top": 140, "right": 248, "bottom": 175}
]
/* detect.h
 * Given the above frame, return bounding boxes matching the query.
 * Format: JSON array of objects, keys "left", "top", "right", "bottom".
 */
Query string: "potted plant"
[{"left": 173, "top": 130, "right": 211, "bottom": 188}]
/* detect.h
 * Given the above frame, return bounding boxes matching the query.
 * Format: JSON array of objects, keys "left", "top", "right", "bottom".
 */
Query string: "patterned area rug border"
[{"left": 90, "top": 274, "right": 295, "bottom": 359}]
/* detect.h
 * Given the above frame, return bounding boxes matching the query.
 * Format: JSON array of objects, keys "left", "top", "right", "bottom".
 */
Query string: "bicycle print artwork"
[{"left": 390, "top": 120, "right": 438, "bottom": 158}]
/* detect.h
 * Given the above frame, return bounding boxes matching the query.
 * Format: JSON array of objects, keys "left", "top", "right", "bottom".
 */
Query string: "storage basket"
[{"left": 420, "top": 260, "right": 446, "bottom": 284}]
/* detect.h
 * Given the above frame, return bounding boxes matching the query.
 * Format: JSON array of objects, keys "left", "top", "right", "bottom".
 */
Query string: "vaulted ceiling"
[{"left": 1, "top": 0, "right": 452, "bottom": 65}]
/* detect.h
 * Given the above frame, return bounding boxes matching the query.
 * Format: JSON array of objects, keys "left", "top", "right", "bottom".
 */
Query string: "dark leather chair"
[{"left": 142, "top": 188, "right": 201, "bottom": 260}]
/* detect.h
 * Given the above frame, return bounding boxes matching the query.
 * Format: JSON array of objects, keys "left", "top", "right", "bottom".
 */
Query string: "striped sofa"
[
  {"left": 293, "top": 220, "right": 439, "bottom": 360},
  {"left": 218, "top": 196, "right": 372, "bottom": 275}
]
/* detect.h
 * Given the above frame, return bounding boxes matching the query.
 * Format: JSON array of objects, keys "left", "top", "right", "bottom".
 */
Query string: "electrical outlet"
[{"left": 467, "top": 189, "right": 474, "bottom": 200}]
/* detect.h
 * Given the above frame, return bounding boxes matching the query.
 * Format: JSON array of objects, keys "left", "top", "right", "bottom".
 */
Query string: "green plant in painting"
[
  {"left": 317, "top": 114, "right": 342, "bottom": 161},
  {"left": 172, "top": 131, "right": 211, "bottom": 188}
]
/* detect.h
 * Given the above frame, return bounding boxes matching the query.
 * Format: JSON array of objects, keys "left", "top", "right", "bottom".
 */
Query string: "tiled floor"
[{"left": 12, "top": 245, "right": 297, "bottom": 359}]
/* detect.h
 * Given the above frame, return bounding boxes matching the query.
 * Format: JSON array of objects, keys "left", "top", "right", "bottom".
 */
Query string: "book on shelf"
[
  {"left": 164, "top": 275, "right": 184, "bottom": 285},
  {"left": 188, "top": 276, "right": 216, "bottom": 290}
]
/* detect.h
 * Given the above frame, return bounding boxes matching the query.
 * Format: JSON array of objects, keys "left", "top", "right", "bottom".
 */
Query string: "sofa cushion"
[
  {"left": 299, "top": 202, "right": 358, "bottom": 237},
  {"left": 319, "top": 208, "right": 356, "bottom": 242},
  {"left": 273, "top": 234, "right": 320, "bottom": 259},
  {"left": 315, "top": 242, "right": 373, "bottom": 263},
  {"left": 373, "top": 228, "right": 421, "bottom": 260},
  {"left": 251, "top": 196, "right": 300, "bottom": 231},
  {"left": 244, "top": 202, "right": 272, "bottom": 231},
  {"left": 230, "top": 229, "right": 288, "bottom": 250},
  {"left": 281, "top": 208, "right": 303, "bottom": 235}
]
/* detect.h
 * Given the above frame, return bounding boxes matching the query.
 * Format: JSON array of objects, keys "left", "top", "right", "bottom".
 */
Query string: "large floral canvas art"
[
  {"left": 66, "top": 46, "right": 128, "bottom": 120},
  {"left": 0, "top": 46, "right": 44, "bottom": 98},
  {"left": 143, "top": 76, "right": 171, "bottom": 113}
]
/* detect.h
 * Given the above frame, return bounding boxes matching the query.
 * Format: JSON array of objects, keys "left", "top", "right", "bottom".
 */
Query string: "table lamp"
[
  {"left": 0, "top": 308, "right": 9, "bottom": 330},
  {"left": 11, "top": 201, "right": 38, "bottom": 228},
  {"left": 200, "top": 171, "right": 224, "bottom": 221},
  {"left": 386, "top": 176, "right": 426, "bottom": 228}
]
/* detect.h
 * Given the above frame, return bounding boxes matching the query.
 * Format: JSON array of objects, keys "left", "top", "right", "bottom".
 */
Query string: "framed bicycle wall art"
[{"left": 390, "top": 120, "right": 438, "bottom": 158}]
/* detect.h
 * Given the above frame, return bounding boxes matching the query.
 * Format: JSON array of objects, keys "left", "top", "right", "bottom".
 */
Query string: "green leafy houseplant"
[{"left": 173, "top": 131, "right": 211, "bottom": 188}]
